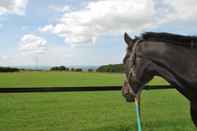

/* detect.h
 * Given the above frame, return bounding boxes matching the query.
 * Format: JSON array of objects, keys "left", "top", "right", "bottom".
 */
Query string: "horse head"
[{"left": 122, "top": 32, "right": 154, "bottom": 102}]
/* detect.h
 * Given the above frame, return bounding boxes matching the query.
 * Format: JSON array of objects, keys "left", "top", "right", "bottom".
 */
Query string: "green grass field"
[
  {"left": 0, "top": 71, "right": 194, "bottom": 131},
  {"left": 0, "top": 90, "right": 195, "bottom": 131},
  {"left": 0, "top": 71, "right": 168, "bottom": 87}
]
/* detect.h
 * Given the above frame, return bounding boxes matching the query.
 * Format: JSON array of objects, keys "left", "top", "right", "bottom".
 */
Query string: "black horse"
[{"left": 122, "top": 32, "right": 197, "bottom": 126}]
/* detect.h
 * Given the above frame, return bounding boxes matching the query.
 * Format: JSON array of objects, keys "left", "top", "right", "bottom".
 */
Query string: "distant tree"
[
  {"left": 65, "top": 67, "right": 69, "bottom": 71},
  {"left": 75, "top": 68, "right": 82, "bottom": 72},
  {"left": 88, "top": 69, "right": 93, "bottom": 72},
  {"left": 50, "top": 66, "right": 69, "bottom": 71},
  {"left": 96, "top": 64, "right": 123, "bottom": 73},
  {"left": 59, "top": 66, "right": 66, "bottom": 70},
  {"left": 0, "top": 67, "right": 20, "bottom": 72}
]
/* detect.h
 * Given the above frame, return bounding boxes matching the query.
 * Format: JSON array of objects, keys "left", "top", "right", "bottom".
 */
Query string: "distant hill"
[{"left": 96, "top": 64, "right": 123, "bottom": 73}]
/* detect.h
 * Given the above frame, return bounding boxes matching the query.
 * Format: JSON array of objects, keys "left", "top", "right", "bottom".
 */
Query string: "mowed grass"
[
  {"left": 0, "top": 71, "right": 191, "bottom": 131},
  {"left": 0, "top": 90, "right": 195, "bottom": 131},
  {"left": 0, "top": 71, "right": 168, "bottom": 87}
]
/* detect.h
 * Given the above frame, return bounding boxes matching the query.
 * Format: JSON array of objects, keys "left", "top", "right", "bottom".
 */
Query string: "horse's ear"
[{"left": 124, "top": 32, "right": 133, "bottom": 45}]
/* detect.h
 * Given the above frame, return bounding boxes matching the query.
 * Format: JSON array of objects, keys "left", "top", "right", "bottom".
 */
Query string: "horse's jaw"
[{"left": 122, "top": 80, "right": 139, "bottom": 102}]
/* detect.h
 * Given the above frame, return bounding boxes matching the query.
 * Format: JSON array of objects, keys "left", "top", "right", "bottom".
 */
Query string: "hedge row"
[
  {"left": 96, "top": 64, "right": 123, "bottom": 73},
  {"left": 0, "top": 67, "right": 20, "bottom": 72}
]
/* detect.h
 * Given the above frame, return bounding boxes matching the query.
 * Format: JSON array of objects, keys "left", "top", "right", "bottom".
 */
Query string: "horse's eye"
[
  {"left": 132, "top": 54, "right": 137, "bottom": 65},
  {"left": 132, "top": 60, "right": 135, "bottom": 65},
  {"left": 123, "top": 55, "right": 129, "bottom": 64}
]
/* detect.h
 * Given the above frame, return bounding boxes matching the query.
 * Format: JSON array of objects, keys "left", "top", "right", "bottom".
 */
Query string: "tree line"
[
  {"left": 0, "top": 67, "right": 20, "bottom": 72},
  {"left": 96, "top": 64, "right": 123, "bottom": 73},
  {"left": 50, "top": 64, "right": 124, "bottom": 73},
  {"left": 0, "top": 64, "right": 124, "bottom": 73},
  {"left": 50, "top": 66, "right": 83, "bottom": 72}
]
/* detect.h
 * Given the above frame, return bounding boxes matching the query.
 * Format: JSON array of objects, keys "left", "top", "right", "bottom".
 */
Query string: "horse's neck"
[
  {"left": 143, "top": 42, "right": 197, "bottom": 100},
  {"left": 191, "top": 102, "right": 197, "bottom": 126},
  {"left": 152, "top": 61, "right": 193, "bottom": 100},
  {"left": 149, "top": 53, "right": 197, "bottom": 101}
]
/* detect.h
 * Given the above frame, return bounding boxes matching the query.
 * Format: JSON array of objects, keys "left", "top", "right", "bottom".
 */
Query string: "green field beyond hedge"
[
  {"left": 0, "top": 90, "right": 195, "bottom": 131},
  {"left": 0, "top": 71, "right": 195, "bottom": 130},
  {"left": 0, "top": 71, "right": 168, "bottom": 87}
]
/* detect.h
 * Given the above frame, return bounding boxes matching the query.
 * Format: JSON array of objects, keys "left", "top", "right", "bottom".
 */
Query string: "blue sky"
[{"left": 0, "top": 0, "right": 197, "bottom": 66}]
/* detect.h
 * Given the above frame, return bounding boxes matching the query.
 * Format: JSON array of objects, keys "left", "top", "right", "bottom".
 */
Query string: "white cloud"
[
  {"left": 0, "top": 0, "right": 28, "bottom": 15},
  {"left": 40, "top": 0, "right": 197, "bottom": 45},
  {"left": 19, "top": 34, "right": 47, "bottom": 54},
  {"left": 151, "top": 0, "right": 197, "bottom": 26},
  {"left": 0, "top": 55, "right": 11, "bottom": 65},
  {"left": 0, "top": 55, "right": 8, "bottom": 61},
  {"left": 0, "top": 45, "right": 73, "bottom": 66},
  {"left": 48, "top": 5, "right": 70, "bottom": 12},
  {"left": 39, "top": 24, "right": 53, "bottom": 32},
  {"left": 41, "top": 0, "right": 155, "bottom": 44},
  {"left": 168, "top": 0, "right": 197, "bottom": 21}
]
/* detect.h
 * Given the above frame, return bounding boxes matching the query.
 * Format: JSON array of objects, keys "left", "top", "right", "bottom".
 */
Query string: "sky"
[{"left": 0, "top": 0, "right": 197, "bottom": 66}]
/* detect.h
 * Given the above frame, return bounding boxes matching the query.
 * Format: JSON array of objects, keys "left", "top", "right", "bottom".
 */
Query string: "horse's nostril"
[
  {"left": 125, "top": 94, "right": 135, "bottom": 102},
  {"left": 126, "top": 95, "right": 132, "bottom": 102}
]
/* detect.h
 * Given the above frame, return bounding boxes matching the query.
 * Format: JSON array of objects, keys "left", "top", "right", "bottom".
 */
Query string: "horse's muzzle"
[{"left": 122, "top": 81, "right": 135, "bottom": 102}]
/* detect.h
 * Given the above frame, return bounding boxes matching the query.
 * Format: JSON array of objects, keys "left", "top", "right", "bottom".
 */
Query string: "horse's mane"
[{"left": 141, "top": 32, "right": 197, "bottom": 47}]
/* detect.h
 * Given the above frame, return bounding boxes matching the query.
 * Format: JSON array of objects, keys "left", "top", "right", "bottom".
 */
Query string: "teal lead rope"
[{"left": 135, "top": 98, "right": 142, "bottom": 131}]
